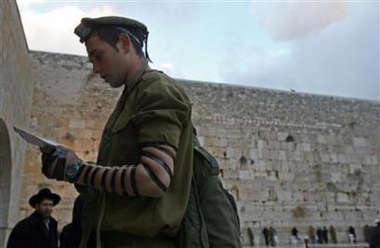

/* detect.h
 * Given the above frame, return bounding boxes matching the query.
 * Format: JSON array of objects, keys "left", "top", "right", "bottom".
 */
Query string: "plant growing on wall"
[{"left": 293, "top": 204, "right": 306, "bottom": 218}]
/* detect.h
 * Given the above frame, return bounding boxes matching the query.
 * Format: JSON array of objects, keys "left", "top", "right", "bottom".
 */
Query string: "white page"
[{"left": 14, "top": 126, "right": 61, "bottom": 149}]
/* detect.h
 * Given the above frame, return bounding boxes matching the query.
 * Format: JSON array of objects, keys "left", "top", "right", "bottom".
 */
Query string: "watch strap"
[{"left": 67, "top": 161, "right": 85, "bottom": 183}]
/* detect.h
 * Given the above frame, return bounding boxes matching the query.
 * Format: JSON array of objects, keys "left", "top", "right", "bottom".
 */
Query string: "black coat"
[
  {"left": 60, "top": 223, "right": 81, "bottom": 248},
  {"left": 370, "top": 225, "right": 380, "bottom": 248},
  {"left": 7, "top": 211, "right": 58, "bottom": 248}
]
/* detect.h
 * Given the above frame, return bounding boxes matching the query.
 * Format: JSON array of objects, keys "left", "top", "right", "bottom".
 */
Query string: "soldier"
[{"left": 40, "top": 16, "right": 194, "bottom": 247}]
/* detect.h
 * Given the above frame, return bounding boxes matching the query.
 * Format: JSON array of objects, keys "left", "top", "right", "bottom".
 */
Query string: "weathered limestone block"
[
  {"left": 317, "top": 135, "right": 327, "bottom": 144},
  {"left": 337, "top": 193, "right": 350, "bottom": 202},
  {"left": 353, "top": 137, "right": 367, "bottom": 147}
]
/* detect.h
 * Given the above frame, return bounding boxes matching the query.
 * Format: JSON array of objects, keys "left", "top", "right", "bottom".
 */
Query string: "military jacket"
[{"left": 79, "top": 69, "right": 193, "bottom": 246}]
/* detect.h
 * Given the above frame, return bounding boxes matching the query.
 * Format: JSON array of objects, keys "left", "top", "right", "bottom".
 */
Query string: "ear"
[{"left": 118, "top": 34, "right": 131, "bottom": 53}]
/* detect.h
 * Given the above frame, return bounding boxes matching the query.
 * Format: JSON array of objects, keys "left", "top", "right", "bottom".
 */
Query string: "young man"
[
  {"left": 7, "top": 188, "right": 60, "bottom": 248},
  {"left": 40, "top": 16, "right": 193, "bottom": 247}
]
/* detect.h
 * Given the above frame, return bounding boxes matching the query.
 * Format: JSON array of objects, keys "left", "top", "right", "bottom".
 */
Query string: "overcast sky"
[{"left": 16, "top": 0, "right": 379, "bottom": 101}]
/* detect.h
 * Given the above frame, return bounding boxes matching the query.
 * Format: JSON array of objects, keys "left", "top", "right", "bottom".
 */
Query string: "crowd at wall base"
[{"left": 242, "top": 220, "right": 380, "bottom": 248}]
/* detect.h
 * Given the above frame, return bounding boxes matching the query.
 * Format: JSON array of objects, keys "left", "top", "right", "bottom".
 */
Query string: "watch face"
[{"left": 67, "top": 163, "right": 78, "bottom": 178}]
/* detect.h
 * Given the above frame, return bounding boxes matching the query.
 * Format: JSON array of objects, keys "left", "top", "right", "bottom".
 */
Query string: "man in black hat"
[
  {"left": 7, "top": 188, "right": 60, "bottom": 248},
  {"left": 40, "top": 16, "right": 194, "bottom": 247}
]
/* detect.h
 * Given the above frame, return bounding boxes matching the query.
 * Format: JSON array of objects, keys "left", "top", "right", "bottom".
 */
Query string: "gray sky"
[{"left": 17, "top": 0, "right": 379, "bottom": 101}]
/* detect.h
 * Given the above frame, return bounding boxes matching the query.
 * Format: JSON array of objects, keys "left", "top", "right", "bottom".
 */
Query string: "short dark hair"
[{"left": 93, "top": 27, "right": 144, "bottom": 57}]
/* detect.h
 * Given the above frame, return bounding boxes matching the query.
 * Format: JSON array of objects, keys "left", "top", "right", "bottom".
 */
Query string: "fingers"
[
  {"left": 41, "top": 152, "right": 50, "bottom": 175},
  {"left": 42, "top": 150, "right": 59, "bottom": 178},
  {"left": 39, "top": 142, "right": 84, "bottom": 182},
  {"left": 40, "top": 146, "right": 56, "bottom": 154},
  {"left": 53, "top": 151, "right": 68, "bottom": 181},
  {"left": 41, "top": 146, "right": 82, "bottom": 181}
]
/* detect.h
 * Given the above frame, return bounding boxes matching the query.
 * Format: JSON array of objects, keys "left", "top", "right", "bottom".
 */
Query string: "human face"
[
  {"left": 35, "top": 199, "right": 54, "bottom": 219},
  {"left": 86, "top": 34, "right": 127, "bottom": 88}
]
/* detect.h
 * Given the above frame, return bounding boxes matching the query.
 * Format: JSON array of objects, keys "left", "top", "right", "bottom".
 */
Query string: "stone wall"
[
  {"left": 186, "top": 81, "right": 380, "bottom": 243},
  {"left": 24, "top": 50, "right": 380, "bottom": 245},
  {"left": 0, "top": 0, "right": 34, "bottom": 246}
]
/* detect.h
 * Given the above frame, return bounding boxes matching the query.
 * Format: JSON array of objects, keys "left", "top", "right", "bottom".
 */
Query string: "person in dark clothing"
[
  {"left": 7, "top": 188, "right": 61, "bottom": 248},
  {"left": 329, "top": 225, "right": 337, "bottom": 244},
  {"left": 316, "top": 227, "right": 323, "bottom": 244},
  {"left": 369, "top": 216, "right": 380, "bottom": 248},
  {"left": 292, "top": 227, "right": 299, "bottom": 240},
  {"left": 263, "top": 227, "right": 270, "bottom": 246},
  {"left": 247, "top": 227, "right": 254, "bottom": 246},
  {"left": 59, "top": 194, "right": 85, "bottom": 248},
  {"left": 322, "top": 226, "right": 328, "bottom": 243},
  {"left": 308, "top": 226, "right": 316, "bottom": 244},
  {"left": 363, "top": 224, "right": 371, "bottom": 243},
  {"left": 269, "top": 226, "right": 277, "bottom": 246},
  {"left": 348, "top": 226, "right": 357, "bottom": 243}
]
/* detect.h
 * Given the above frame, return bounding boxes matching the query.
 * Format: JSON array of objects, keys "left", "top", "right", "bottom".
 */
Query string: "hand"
[{"left": 41, "top": 146, "right": 82, "bottom": 181}]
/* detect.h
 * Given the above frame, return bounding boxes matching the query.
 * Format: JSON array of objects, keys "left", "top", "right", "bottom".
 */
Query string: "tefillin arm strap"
[{"left": 76, "top": 144, "right": 175, "bottom": 197}]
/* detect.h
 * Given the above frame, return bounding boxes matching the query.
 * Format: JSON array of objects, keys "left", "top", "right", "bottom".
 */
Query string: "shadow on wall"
[{"left": 0, "top": 118, "right": 12, "bottom": 247}]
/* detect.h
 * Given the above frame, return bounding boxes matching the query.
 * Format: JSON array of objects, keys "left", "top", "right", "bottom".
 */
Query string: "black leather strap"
[
  {"left": 82, "top": 166, "right": 92, "bottom": 185},
  {"left": 120, "top": 168, "right": 128, "bottom": 196},
  {"left": 110, "top": 169, "right": 118, "bottom": 194},
  {"left": 142, "top": 142, "right": 176, "bottom": 159},
  {"left": 101, "top": 169, "right": 109, "bottom": 190},
  {"left": 155, "top": 146, "right": 175, "bottom": 160},
  {"left": 142, "top": 164, "right": 168, "bottom": 192},
  {"left": 89, "top": 168, "right": 100, "bottom": 187},
  {"left": 142, "top": 151, "right": 173, "bottom": 178},
  {"left": 131, "top": 165, "right": 139, "bottom": 196}
]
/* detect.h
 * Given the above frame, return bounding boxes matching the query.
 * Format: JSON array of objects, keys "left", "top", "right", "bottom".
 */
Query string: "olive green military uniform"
[{"left": 78, "top": 69, "right": 193, "bottom": 248}]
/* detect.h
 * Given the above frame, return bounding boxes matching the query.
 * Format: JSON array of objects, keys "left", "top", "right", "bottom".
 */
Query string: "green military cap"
[{"left": 74, "top": 16, "right": 151, "bottom": 61}]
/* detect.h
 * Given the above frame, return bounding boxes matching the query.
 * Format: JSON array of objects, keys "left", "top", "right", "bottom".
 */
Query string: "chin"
[{"left": 109, "top": 82, "right": 124, "bottom": 88}]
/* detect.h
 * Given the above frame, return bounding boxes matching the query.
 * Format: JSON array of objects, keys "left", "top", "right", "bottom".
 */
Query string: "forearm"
[{"left": 76, "top": 144, "right": 175, "bottom": 197}]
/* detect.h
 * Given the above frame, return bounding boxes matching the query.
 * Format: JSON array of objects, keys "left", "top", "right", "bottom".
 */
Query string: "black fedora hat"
[{"left": 29, "top": 188, "right": 61, "bottom": 208}]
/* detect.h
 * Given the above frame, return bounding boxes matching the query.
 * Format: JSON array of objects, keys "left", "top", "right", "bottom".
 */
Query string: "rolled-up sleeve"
[{"left": 132, "top": 78, "right": 191, "bottom": 149}]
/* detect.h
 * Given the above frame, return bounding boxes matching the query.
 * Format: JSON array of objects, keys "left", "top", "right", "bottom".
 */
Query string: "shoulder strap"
[{"left": 193, "top": 133, "right": 219, "bottom": 175}]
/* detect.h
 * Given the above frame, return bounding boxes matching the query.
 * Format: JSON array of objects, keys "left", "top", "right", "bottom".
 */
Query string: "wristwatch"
[{"left": 65, "top": 161, "right": 84, "bottom": 183}]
